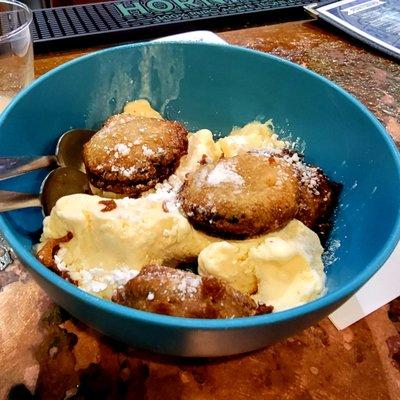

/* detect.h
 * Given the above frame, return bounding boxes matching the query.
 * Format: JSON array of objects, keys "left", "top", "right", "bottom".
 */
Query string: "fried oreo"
[
  {"left": 112, "top": 265, "right": 271, "bottom": 318},
  {"left": 296, "top": 167, "right": 341, "bottom": 243},
  {"left": 179, "top": 152, "right": 300, "bottom": 239},
  {"left": 83, "top": 114, "right": 188, "bottom": 197}
]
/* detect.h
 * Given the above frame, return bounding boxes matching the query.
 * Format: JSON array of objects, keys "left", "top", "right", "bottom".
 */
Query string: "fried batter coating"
[
  {"left": 296, "top": 168, "right": 341, "bottom": 243},
  {"left": 112, "top": 265, "right": 272, "bottom": 318},
  {"left": 36, "top": 232, "right": 76, "bottom": 284},
  {"left": 37, "top": 232, "right": 73, "bottom": 270},
  {"left": 179, "top": 153, "right": 300, "bottom": 239},
  {"left": 83, "top": 114, "right": 188, "bottom": 197}
]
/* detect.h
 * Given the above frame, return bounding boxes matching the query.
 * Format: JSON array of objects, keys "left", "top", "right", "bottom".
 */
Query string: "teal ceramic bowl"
[{"left": 0, "top": 42, "right": 399, "bottom": 357}]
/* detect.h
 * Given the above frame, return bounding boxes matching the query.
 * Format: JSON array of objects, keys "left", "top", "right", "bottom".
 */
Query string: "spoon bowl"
[
  {"left": 40, "top": 167, "right": 90, "bottom": 215},
  {"left": 55, "top": 129, "right": 95, "bottom": 173},
  {"left": 0, "top": 128, "right": 94, "bottom": 180},
  {"left": 0, "top": 167, "right": 89, "bottom": 216}
]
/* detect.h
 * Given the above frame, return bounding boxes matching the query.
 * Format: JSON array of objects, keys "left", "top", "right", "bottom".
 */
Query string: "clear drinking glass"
[
  {"left": 0, "top": 0, "right": 33, "bottom": 113},
  {"left": 0, "top": 0, "right": 33, "bottom": 268}
]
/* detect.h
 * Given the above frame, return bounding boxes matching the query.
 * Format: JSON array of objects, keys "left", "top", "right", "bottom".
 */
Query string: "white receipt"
[{"left": 153, "top": 30, "right": 400, "bottom": 330}]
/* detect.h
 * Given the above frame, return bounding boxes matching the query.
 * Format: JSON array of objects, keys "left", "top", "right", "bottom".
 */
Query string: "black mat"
[{"left": 32, "top": 0, "right": 319, "bottom": 50}]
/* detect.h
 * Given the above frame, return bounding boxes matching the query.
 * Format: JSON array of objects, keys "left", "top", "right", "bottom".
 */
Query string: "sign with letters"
[{"left": 112, "top": 0, "right": 296, "bottom": 24}]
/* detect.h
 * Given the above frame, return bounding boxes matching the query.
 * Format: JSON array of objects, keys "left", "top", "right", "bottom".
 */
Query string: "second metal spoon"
[
  {"left": 0, "top": 167, "right": 89, "bottom": 216},
  {"left": 0, "top": 128, "right": 95, "bottom": 181}
]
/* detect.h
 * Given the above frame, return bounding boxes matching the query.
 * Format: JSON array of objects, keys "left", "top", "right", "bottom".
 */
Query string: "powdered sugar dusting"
[
  {"left": 73, "top": 267, "right": 140, "bottom": 294},
  {"left": 322, "top": 239, "right": 341, "bottom": 267},
  {"left": 147, "top": 291, "right": 155, "bottom": 301},
  {"left": 142, "top": 144, "right": 155, "bottom": 156},
  {"left": 114, "top": 143, "right": 130, "bottom": 156},
  {"left": 279, "top": 152, "right": 321, "bottom": 194},
  {"left": 176, "top": 274, "right": 201, "bottom": 299},
  {"left": 54, "top": 247, "right": 68, "bottom": 271},
  {"left": 122, "top": 166, "right": 137, "bottom": 178},
  {"left": 139, "top": 266, "right": 203, "bottom": 301},
  {"left": 146, "top": 180, "right": 181, "bottom": 213},
  {"left": 253, "top": 148, "right": 322, "bottom": 195},
  {"left": 206, "top": 161, "right": 244, "bottom": 187},
  {"left": 110, "top": 165, "right": 137, "bottom": 178}
]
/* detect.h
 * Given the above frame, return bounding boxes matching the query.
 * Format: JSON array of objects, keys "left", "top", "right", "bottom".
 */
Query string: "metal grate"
[{"left": 31, "top": 0, "right": 320, "bottom": 49}]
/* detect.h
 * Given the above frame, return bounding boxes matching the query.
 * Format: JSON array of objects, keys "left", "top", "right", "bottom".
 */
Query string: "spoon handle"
[
  {"left": 0, "top": 156, "right": 57, "bottom": 181},
  {"left": 0, "top": 191, "right": 41, "bottom": 212}
]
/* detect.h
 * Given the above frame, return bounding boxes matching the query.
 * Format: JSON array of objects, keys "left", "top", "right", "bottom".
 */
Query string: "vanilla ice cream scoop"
[
  {"left": 40, "top": 192, "right": 216, "bottom": 272},
  {"left": 198, "top": 220, "right": 325, "bottom": 311},
  {"left": 175, "top": 129, "right": 222, "bottom": 180},
  {"left": 217, "top": 121, "right": 285, "bottom": 158}
]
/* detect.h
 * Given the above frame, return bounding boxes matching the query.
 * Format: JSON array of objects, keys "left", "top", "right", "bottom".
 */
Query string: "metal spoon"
[
  {"left": 0, "top": 167, "right": 89, "bottom": 216},
  {"left": 0, "top": 129, "right": 95, "bottom": 180}
]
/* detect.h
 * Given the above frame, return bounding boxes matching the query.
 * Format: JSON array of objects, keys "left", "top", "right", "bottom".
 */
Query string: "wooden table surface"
[{"left": 1, "top": 19, "right": 400, "bottom": 400}]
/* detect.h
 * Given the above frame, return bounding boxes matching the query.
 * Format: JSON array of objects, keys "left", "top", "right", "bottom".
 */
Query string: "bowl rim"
[{"left": 1, "top": 41, "right": 400, "bottom": 330}]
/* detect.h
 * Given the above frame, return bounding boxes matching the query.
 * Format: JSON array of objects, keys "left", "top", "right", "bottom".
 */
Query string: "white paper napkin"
[
  {"left": 152, "top": 29, "right": 400, "bottom": 330},
  {"left": 329, "top": 243, "right": 400, "bottom": 329},
  {"left": 153, "top": 30, "right": 227, "bottom": 44}
]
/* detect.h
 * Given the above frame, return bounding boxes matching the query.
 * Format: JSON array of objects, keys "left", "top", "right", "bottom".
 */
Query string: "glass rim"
[{"left": 0, "top": 0, "right": 33, "bottom": 43}]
